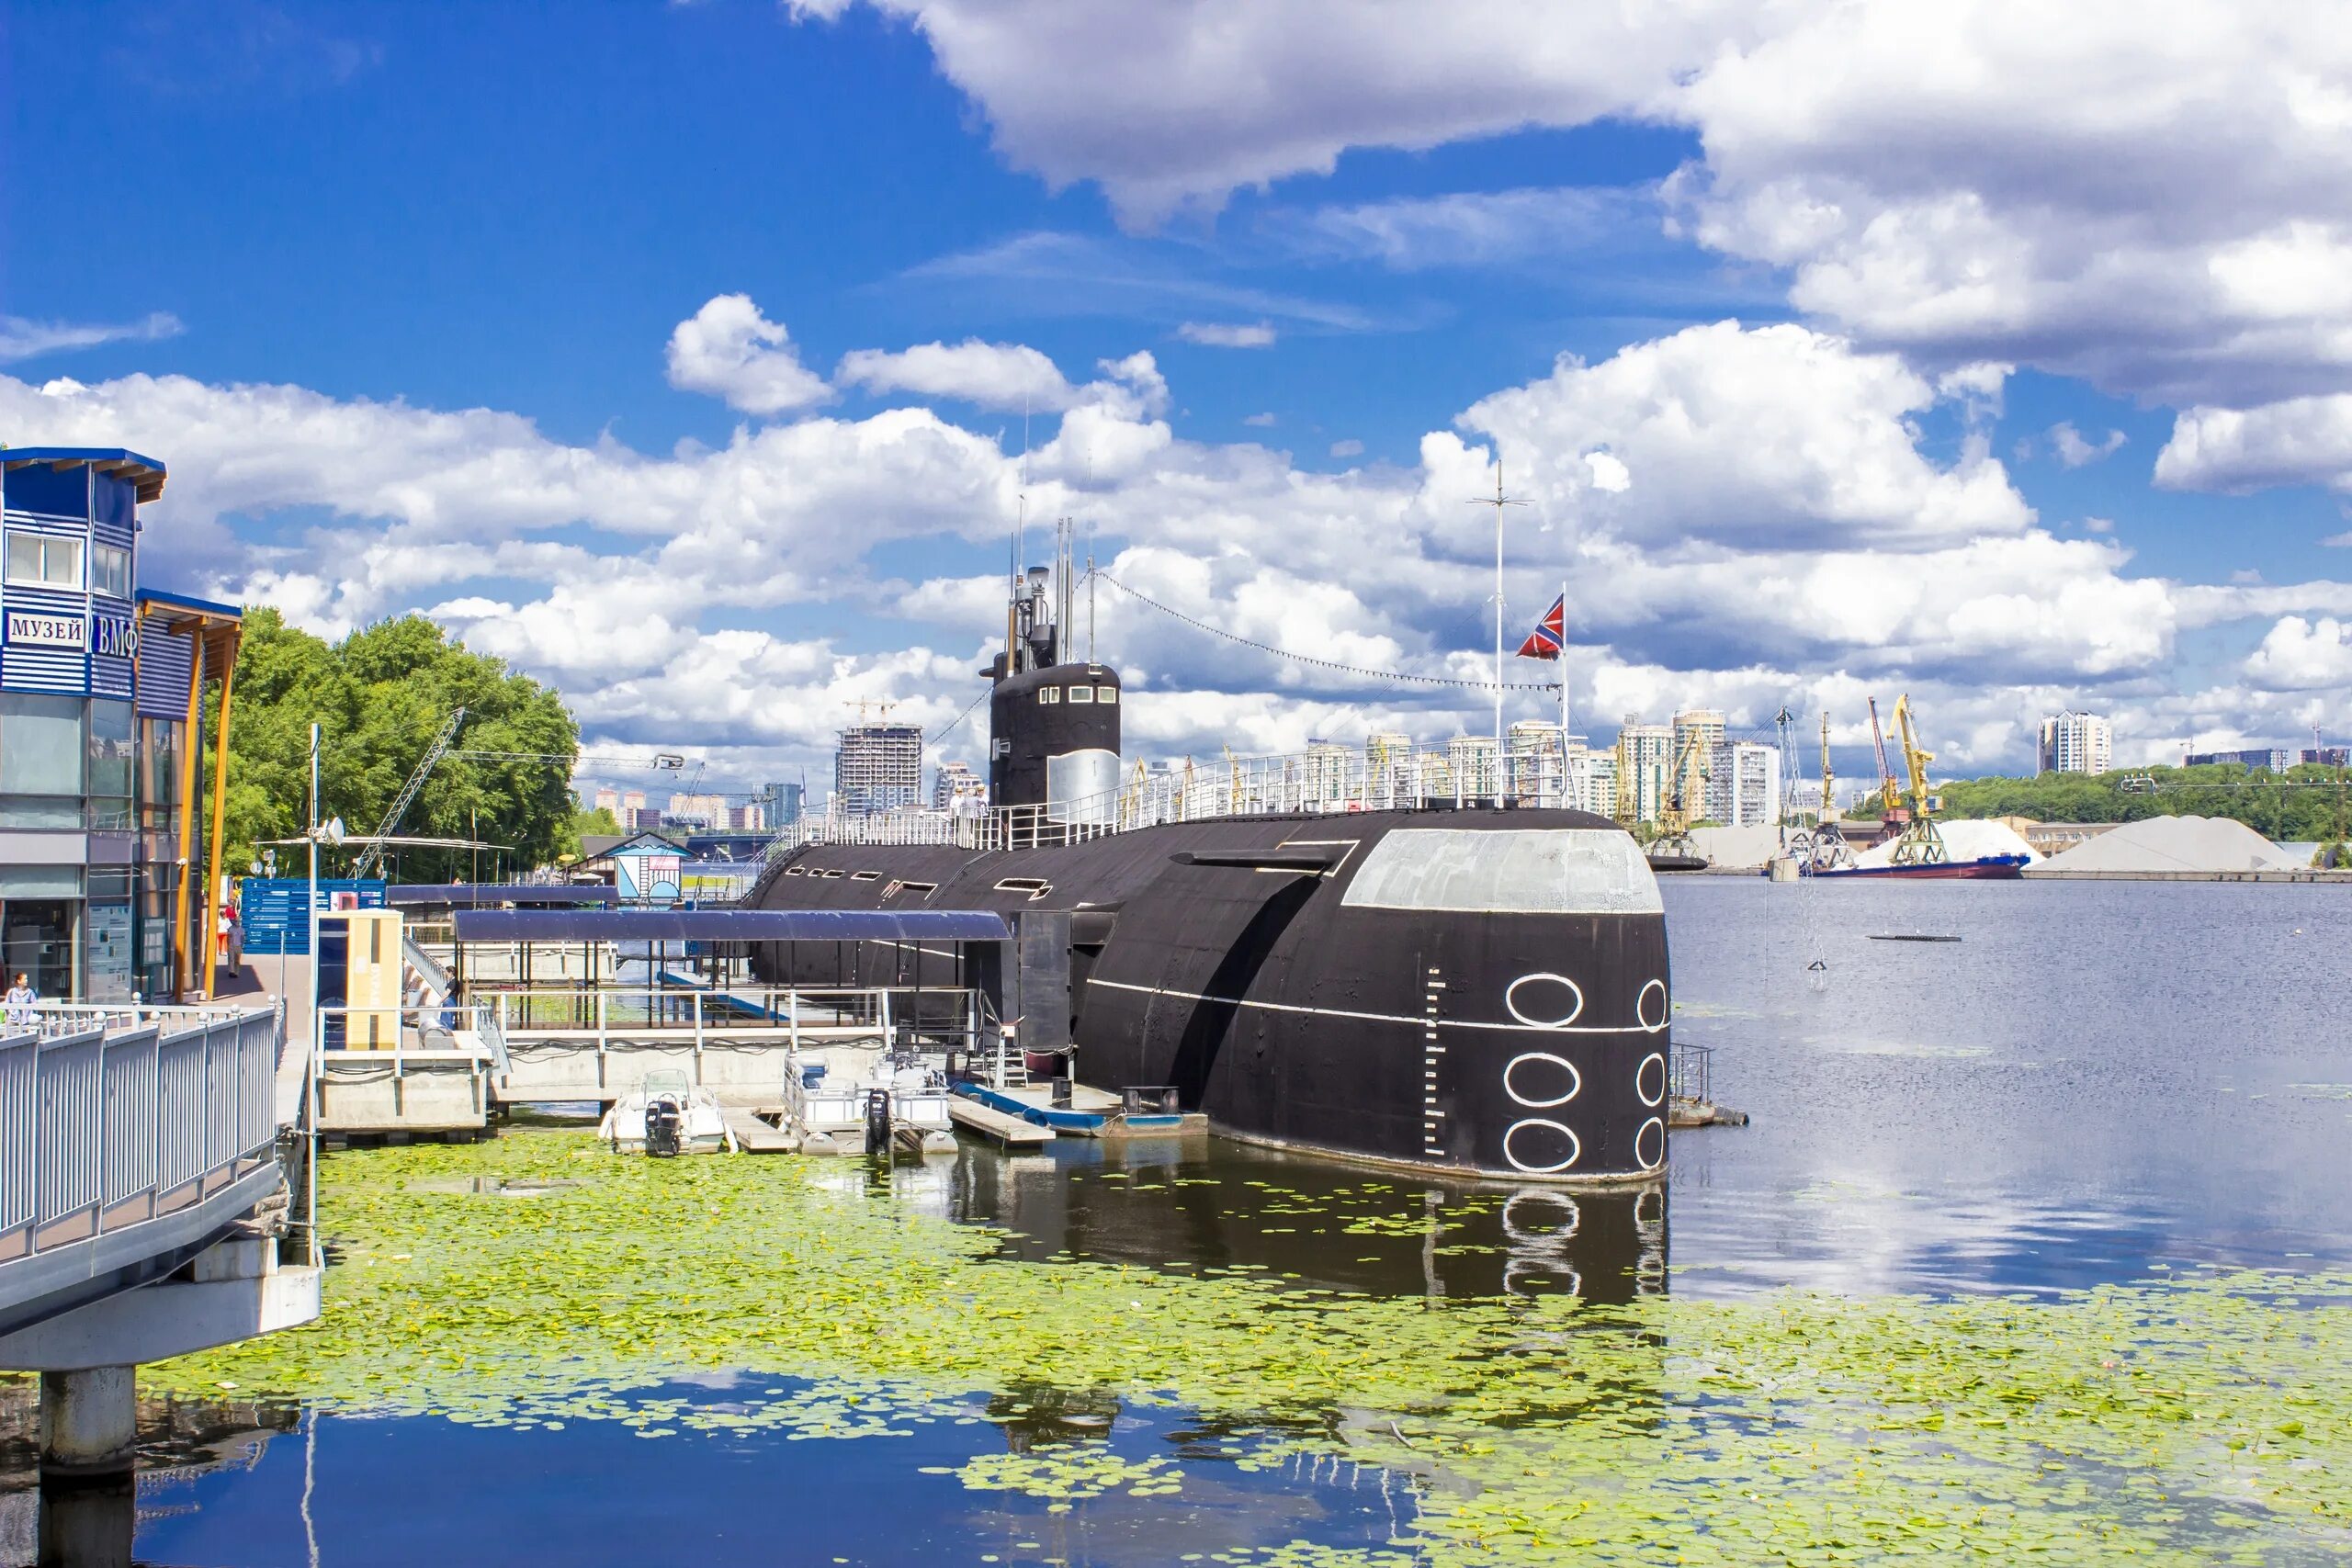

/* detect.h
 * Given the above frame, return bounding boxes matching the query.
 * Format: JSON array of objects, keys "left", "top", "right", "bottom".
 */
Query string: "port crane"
[
  {"left": 1885, "top": 694, "right": 1949, "bottom": 866},
  {"left": 1801, "top": 713, "right": 1856, "bottom": 872},
  {"left": 1649, "top": 730, "right": 1713, "bottom": 861},
  {"left": 1866, "top": 696, "right": 1910, "bottom": 836},
  {"left": 352, "top": 708, "right": 467, "bottom": 879}
]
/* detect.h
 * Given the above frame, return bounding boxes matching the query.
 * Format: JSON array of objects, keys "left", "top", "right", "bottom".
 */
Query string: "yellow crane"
[
  {"left": 1886, "top": 694, "right": 1949, "bottom": 866},
  {"left": 1650, "top": 730, "right": 1713, "bottom": 859},
  {"left": 1818, "top": 712, "right": 1838, "bottom": 826}
]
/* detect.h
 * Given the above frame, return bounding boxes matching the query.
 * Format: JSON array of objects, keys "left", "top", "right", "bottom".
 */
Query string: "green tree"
[{"left": 209, "top": 609, "right": 582, "bottom": 879}]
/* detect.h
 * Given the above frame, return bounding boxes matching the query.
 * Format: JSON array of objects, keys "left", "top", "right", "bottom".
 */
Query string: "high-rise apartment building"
[
  {"left": 835, "top": 722, "right": 923, "bottom": 815},
  {"left": 1670, "top": 709, "right": 1725, "bottom": 815},
  {"left": 1508, "top": 721, "right": 1564, "bottom": 805},
  {"left": 2038, "top": 710, "right": 2112, "bottom": 775},
  {"left": 1570, "top": 745, "right": 1615, "bottom": 818},
  {"left": 1365, "top": 731, "right": 1416, "bottom": 807},
  {"left": 1447, "top": 735, "right": 1502, "bottom": 802},
  {"left": 1614, "top": 720, "right": 1673, "bottom": 823},
  {"left": 758, "top": 780, "right": 806, "bottom": 828},
  {"left": 932, "top": 761, "right": 987, "bottom": 811},
  {"left": 1706, "top": 740, "right": 1782, "bottom": 827}
]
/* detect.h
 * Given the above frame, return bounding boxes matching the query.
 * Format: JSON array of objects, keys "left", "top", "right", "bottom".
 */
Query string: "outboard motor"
[
  {"left": 644, "top": 1094, "right": 684, "bottom": 1158},
  {"left": 864, "top": 1088, "right": 892, "bottom": 1158}
]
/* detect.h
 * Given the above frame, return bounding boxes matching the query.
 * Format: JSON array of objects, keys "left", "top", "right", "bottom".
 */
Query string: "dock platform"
[
  {"left": 947, "top": 1095, "right": 1055, "bottom": 1146},
  {"left": 720, "top": 1107, "right": 802, "bottom": 1153},
  {"left": 954, "top": 1082, "right": 1204, "bottom": 1139}
]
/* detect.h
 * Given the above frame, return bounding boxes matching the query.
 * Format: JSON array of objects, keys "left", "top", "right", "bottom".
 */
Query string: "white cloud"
[
  {"left": 14, "top": 301, "right": 2346, "bottom": 784},
  {"left": 1261, "top": 186, "right": 1657, "bottom": 270},
  {"left": 1329, "top": 439, "right": 1363, "bottom": 458},
  {"left": 805, "top": 2, "right": 2352, "bottom": 412},
  {"left": 1461, "top": 321, "right": 2031, "bottom": 551},
  {"left": 0, "top": 311, "right": 184, "bottom": 363},
  {"left": 2049, "top": 422, "right": 2127, "bottom": 468},
  {"left": 2155, "top": 393, "right": 2352, "bottom": 492},
  {"left": 1242, "top": 412, "right": 1276, "bottom": 426},
  {"left": 663, "top": 294, "right": 832, "bottom": 415},
  {"left": 836, "top": 338, "right": 1079, "bottom": 410},
  {"left": 790, "top": 0, "right": 1758, "bottom": 225},
  {"left": 2244, "top": 615, "right": 2352, "bottom": 689},
  {"left": 1176, "top": 321, "right": 1276, "bottom": 348}
]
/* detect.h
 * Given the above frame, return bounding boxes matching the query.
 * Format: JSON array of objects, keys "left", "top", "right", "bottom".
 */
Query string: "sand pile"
[
  {"left": 2035, "top": 814, "right": 2300, "bottom": 874},
  {"left": 1854, "top": 818, "right": 2039, "bottom": 869}
]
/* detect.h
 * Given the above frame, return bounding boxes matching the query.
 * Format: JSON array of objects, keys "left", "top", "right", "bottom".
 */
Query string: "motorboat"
[
  {"left": 599, "top": 1068, "right": 732, "bottom": 1155},
  {"left": 783, "top": 1046, "right": 956, "bottom": 1156}
]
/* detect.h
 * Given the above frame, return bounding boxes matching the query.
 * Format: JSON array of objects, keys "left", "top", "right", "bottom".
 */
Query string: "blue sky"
[{"left": 7, "top": 0, "right": 2352, "bottom": 792}]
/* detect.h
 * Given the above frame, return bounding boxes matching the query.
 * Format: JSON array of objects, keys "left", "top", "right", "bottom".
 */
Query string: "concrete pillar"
[
  {"left": 38, "top": 1366, "right": 138, "bottom": 1480},
  {"left": 38, "top": 1477, "right": 136, "bottom": 1568}
]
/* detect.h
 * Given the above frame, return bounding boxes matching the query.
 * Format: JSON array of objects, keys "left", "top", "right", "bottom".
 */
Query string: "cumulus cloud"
[
  {"left": 1242, "top": 412, "right": 1277, "bottom": 426},
  {"left": 802, "top": 2, "right": 2352, "bottom": 414},
  {"left": 2155, "top": 394, "right": 2352, "bottom": 492},
  {"left": 664, "top": 294, "right": 832, "bottom": 415},
  {"left": 2049, "top": 422, "right": 2127, "bottom": 468},
  {"left": 1461, "top": 321, "right": 2032, "bottom": 551},
  {"left": 12, "top": 300, "right": 2341, "bottom": 784},
  {"left": 836, "top": 338, "right": 1079, "bottom": 410},
  {"left": 1176, "top": 321, "right": 1276, "bottom": 348},
  {"left": 2244, "top": 615, "right": 2352, "bottom": 690},
  {"left": 0, "top": 311, "right": 185, "bottom": 363},
  {"left": 1329, "top": 439, "right": 1363, "bottom": 458}
]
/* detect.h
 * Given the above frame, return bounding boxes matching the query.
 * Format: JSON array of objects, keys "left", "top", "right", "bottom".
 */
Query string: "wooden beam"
[
  {"left": 172, "top": 627, "right": 205, "bottom": 1000},
  {"left": 199, "top": 626, "right": 240, "bottom": 1002}
]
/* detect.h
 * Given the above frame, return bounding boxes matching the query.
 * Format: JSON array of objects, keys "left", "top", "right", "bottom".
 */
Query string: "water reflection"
[{"left": 853, "top": 1137, "right": 1673, "bottom": 1303}]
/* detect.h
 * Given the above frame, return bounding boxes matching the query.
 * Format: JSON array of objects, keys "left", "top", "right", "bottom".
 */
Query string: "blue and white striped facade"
[{"left": 0, "top": 448, "right": 219, "bottom": 1002}]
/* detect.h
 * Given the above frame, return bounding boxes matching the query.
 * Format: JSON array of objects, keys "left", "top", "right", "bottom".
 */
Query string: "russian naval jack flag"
[{"left": 1515, "top": 593, "right": 1566, "bottom": 660}]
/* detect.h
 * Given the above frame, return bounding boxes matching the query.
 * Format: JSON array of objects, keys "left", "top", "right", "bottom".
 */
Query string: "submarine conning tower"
[{"left": 982, "top": 554, "right": 1121, "bottom": 825}]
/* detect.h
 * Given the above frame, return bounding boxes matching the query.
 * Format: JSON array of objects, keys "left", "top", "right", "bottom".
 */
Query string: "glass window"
[
  {"left": 1340, "top": 829, "right": 1664, "bottom": 915},
  {"left": 89, "top": 699, "right": 133, "bottom": 800},
  {"left": 92, "top": 543, "right": 131, "bottom": 599},
  {"left": 0, "top": 693, "right": 85, "bottom": 795},
  {"left": 1068, "top": 685, "right": 1093, "bottom": 704},
  {"left": 4, "top": 531, "right": 83, "bottom": 588},
  {"left": 1096, "top": 686, "right": 1117, "bottom": 705},
  {"left": 1037, "top": 687, "right": 1060, "bottom": 705}
]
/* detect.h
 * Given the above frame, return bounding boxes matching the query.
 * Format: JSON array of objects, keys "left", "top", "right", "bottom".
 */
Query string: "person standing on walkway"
[
  {"left": 219, "top": 901, "right": 243, "bottom": 980},
  {"left": 4, "top": 974, "right": 36, "bottom": 1028}
]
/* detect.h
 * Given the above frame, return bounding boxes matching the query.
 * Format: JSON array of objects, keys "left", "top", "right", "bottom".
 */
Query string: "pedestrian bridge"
[{"left": 0, "top": 1004, "right": 321, "bottom": 1480}]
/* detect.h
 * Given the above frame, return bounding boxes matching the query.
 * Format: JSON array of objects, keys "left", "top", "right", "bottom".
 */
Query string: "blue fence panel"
[{"left": 237, "top": 878, "right": 386, "bottom": 957}]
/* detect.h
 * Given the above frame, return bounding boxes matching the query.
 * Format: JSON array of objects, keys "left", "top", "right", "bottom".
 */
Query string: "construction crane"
[
  {"left": 1866, "top": 696, "right": 1910, "bottom": 835},
  {"left": 1886, "top": 694, "right": 1948, "bottom": 866},
  {"left": 353, "top": 707, "right": 466, "bottom": 879}
]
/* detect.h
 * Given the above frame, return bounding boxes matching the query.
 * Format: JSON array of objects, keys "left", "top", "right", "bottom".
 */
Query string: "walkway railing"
[
  {"left": 1, "top": 1006, "right": 280, "bottom": 1269},
  {"left": 787, "top": 739, "right": 1616, "bottom": 853}
]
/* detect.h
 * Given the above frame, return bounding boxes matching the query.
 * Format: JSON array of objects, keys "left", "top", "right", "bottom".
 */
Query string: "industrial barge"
[{"left": 746, "top": 560, "right": 1674, "bottom": 1183}]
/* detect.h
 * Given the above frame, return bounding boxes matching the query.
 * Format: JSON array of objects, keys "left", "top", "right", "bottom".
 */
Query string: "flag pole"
[{"left": 1559, "top": 577, "right": 1570, "bottom": 808}]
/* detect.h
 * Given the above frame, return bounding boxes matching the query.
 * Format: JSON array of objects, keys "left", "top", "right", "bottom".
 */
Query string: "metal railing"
[
  {"left": 1, "top": 1005, "right": 280, "bottom": 1268},
  {"left": 786, "top": 740, "right": 1620, "bottom": 853},
  {"left": 481, "top": 983, "right": 987, "bottom": 1055},
  {"left": 1668, "top": 1042, "right": 1713, "bottom": 1107},
  {"left": 311, "top": 1001, "right": 502, "bottom": 1078}
]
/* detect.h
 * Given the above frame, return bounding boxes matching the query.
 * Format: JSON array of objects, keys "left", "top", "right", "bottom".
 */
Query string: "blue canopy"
[
  {"left": 449, "top": 908, "right": 1009, "bottom": 943},
  {"left": 387, "top": 884, "right": 618, "bottom": 908}
]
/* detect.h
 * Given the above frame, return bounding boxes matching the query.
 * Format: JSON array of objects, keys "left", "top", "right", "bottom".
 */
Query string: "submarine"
[{"left": 747, "top": 558, "right": 1674, "bottom": 1182}]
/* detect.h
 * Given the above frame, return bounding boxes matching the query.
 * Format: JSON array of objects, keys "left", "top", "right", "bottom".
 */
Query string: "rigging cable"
[
  {"left": 927, "top": 688, "right": 990, "bottom": 745},
  {"left": 1091, "top": 568, "right": 1565, "bottom": 693}
]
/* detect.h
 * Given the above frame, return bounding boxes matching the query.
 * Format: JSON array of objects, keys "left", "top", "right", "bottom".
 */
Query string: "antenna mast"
[{"left": 1467, "top": 458, "right": 1528, "bottom": 809}]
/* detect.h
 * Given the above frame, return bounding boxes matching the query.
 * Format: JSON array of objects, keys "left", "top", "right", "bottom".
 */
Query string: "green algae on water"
[{"left": 151, "top": 1134, "right": 2350, "bottom": 1566}]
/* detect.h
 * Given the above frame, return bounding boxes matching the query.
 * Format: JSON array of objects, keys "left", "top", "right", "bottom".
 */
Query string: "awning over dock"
[
  {"left": 448, "top": 908, "right": 1010, "bottom": 943},
  {"left": 388, "top": 884, "right": 619, "bottom": 908}
]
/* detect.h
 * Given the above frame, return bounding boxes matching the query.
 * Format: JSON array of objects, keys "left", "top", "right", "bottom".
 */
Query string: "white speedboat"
[
  {"left": 600, "top": 1068, "right": 733, "bottom": 1155},
  {"left": 784, "top": 1048, "right": 956, "bottom": 1156}
]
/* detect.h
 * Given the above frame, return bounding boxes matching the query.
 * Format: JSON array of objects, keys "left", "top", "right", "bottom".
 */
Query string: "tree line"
[
  {"left": 1851, "top": 762, "right": 2352, "bottom": 843},
  {"left": 206, "top": 609, "right": 587, "bottom": 880}
]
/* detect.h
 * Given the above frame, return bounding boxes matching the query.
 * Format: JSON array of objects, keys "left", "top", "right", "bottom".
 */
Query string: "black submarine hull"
[{"left": 749, "top": 807, "right": 1671, "bottom": 1182}]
